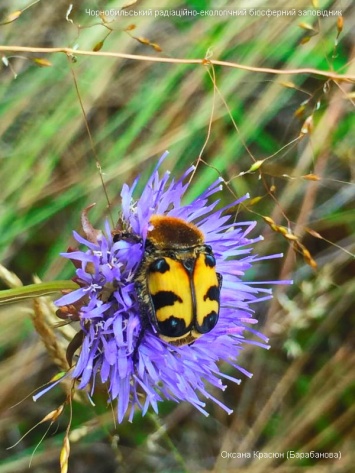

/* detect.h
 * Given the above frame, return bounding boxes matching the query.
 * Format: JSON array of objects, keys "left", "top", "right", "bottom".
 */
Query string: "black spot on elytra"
[
  {"left": 150, "top": 258, "right": 170, "bottom": 273},
  {"left": 158, "top": 316, "right": 188, "bottom": 337},
  {"left": 151, "top": 291, "right": 182, "bottom": 311},
  {"left": 199, "top": 311, "right": 219, "bottom": 333},
  {"left": 204, "top": 285, "right": 219, "bottom": 302}
]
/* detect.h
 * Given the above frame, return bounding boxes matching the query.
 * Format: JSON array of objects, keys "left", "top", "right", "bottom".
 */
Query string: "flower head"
[{"left": 55, "top": 153, "right": 283, "bottom": 422}]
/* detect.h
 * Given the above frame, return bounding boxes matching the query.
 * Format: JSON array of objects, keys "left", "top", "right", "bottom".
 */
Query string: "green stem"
[{"left": 0, "top": 280, "right": 79, "bottom": 305}]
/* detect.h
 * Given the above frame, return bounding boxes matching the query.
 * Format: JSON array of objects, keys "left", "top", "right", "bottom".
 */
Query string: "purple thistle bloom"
[{"left": 54, "top": 153, "right": 287, "bottom": 423}]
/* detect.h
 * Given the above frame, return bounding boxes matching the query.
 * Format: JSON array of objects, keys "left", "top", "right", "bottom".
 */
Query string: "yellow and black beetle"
[{"left": 134, "top": 215, "right": 222, "bottom": 346}]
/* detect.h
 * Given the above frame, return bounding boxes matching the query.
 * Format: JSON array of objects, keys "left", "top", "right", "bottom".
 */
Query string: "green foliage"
[{"left": 0, "top": 0, "right": 354, "bottom": 472}]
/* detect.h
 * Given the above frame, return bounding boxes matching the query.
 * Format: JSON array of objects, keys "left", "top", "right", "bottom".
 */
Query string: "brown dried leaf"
[{"left": 81, "top": 204, "right": 102, "bottom": 243}]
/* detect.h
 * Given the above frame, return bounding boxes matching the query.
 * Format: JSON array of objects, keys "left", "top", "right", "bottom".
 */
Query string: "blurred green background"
[{"left": 0, "top": 0, "right": 354, "bottom": 472}]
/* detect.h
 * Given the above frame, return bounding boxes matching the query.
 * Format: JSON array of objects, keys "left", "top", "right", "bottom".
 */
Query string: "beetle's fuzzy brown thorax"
[{"left": 147, "top": 215, "right": 204, "bottom": 250}]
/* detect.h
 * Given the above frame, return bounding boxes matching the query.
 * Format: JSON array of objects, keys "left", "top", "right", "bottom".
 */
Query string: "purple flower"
[{"left": 54, "top": 153, "right": 287, "bottom": 422}]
